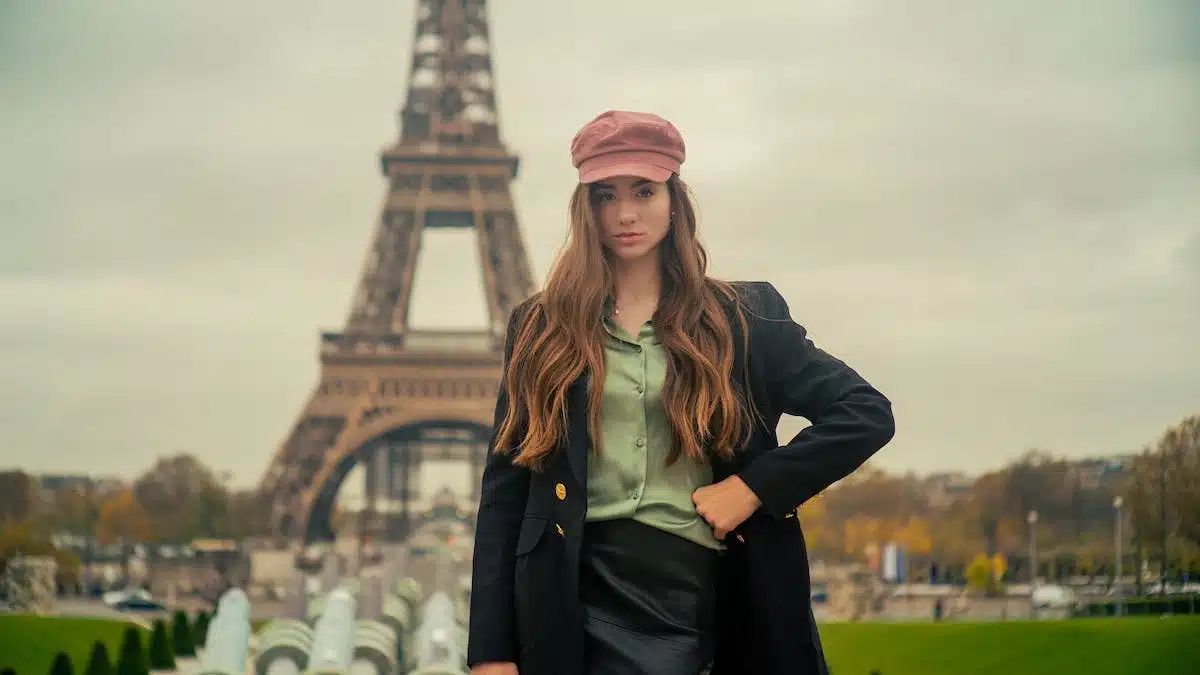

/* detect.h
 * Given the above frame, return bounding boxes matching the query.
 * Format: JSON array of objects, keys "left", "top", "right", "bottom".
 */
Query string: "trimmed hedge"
[
  {"left": 192, "top": 611, "right": 211, "bottom": 648},
  {"left": 116, "top": 626, "right": 147, "bottom": 675},
  {"left": 49, "top": 653, "right": 73, "bottom": 675},
  {"left": 83, "top": 641, "right": 113, "bottom": 675},
  {"left": 170, "top": 611, "right": 195, "bottom": 657},
  {"left": 147, "top": 620, "right": 174, "bottom": 671},
  {"left": 1077, "top": 594, "right": 1200, "bottom": 618}
]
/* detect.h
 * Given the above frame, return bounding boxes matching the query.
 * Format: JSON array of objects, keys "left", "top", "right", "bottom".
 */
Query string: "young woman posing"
[{"left": 466, "top": 110, "right": 895, "bottom": 675}]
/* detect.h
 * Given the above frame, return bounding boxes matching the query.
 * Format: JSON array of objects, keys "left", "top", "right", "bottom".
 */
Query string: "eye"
[
  {"left": 591, "top": 192, "right": 614, "bottom": 203},
  {"left": 636, "top": 187, "right": 655, "bottom": 198}
]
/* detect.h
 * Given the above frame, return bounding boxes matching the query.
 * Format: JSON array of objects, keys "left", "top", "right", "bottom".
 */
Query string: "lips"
[{"left": 614, "top": 232, "right": 644, "bottom": 241}]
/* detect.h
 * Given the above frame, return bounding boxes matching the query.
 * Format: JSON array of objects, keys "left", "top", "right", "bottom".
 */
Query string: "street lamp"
[
  {"left": 1027, "top": 510, "right": 1039, "bottom": 587},
  {"left": 1028, "top": 510, "right": 1039, "bottom": 620},
  {"left": 1113, "top": 496, "right": 1124, "bottom": 616}
]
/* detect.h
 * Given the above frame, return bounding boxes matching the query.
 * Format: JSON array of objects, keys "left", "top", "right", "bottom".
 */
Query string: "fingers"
[
  {"left": 692, "top": 484, "right": 738, "bottom": 541},
  {"left": 697, "top": 504, "right": 728, "bottom": 539}
]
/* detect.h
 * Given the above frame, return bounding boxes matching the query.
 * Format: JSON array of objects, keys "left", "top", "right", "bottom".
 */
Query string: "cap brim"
[{"left": 579, "top": 163, "right": 673, "bottom": 184}]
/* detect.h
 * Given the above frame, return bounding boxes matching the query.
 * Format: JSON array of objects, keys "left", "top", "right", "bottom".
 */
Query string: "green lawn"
[
  {"left": 0, "top": 616, "right": 149, "bottom": 675},
  {"left": 820, "top": 616, "right": 1199, "bottom": 675},
  {"left": 0, "top": 614, "right": 1195, "bottom": 675}
]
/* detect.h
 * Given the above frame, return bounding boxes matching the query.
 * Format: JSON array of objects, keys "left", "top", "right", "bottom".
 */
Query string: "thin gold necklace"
[{"left": 613, "top": 301, "right": 657, "bottom": 316}]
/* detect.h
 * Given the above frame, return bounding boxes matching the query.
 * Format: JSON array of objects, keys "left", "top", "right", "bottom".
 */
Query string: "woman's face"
[{"left": 590, "top": 175, "right": 671, "bottom": 262}]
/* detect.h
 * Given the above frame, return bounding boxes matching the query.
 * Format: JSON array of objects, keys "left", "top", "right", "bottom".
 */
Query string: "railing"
[{"left": 320, "top": 330, "right": 500, "bottom": 358}]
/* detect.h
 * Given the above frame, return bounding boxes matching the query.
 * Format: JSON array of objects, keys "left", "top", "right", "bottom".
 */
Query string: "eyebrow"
[{"left": 591, "top": 179, "right": 653, "bottom": 191}]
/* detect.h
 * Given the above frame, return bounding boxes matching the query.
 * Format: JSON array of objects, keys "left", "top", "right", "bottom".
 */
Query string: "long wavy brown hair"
[{"left": 494, "top": 175, "right": 752, "bottom": 469}]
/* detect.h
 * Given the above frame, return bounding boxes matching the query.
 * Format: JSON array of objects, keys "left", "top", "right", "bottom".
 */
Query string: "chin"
[{"left": 610, "top": 245, "right": 657, "bottom": 262}]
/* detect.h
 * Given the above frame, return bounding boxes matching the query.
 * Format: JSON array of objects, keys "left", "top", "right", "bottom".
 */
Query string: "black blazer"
[{"left": 467, "top": 281, "right": 895, "bottom": 675}]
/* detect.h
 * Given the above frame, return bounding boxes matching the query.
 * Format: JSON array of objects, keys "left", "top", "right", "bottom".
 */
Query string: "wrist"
[{"left": 732, "top": 474, "right": 762, "bottom": 509}]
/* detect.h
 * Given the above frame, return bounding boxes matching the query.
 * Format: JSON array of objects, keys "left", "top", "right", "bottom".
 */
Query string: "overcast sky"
[{"left": 2, "top": 0, "right": 1197, "bottom": 490}]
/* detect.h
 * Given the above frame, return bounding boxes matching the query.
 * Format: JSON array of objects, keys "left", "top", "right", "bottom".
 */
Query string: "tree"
[
  {"left": 930, "top": 502, "right": 986, "bottom": 563},
  {"left": 132, "top": 455, "right": 228, "bottom": 542},
  {"left": 1160, "top": 414, "right": 1200, "bottom": 548},
  {"left": 1125, "top": 447, "right": 1164, "bottom": 554},
  {"left": 798, "top": 493, "right": 838, "bottom": 559},
  {"left": 147, "top": 619, "right": 175, "bottom": 670},
  {"left": 170, "top": 610, "right": 195, "bottom": 657},
  {"left": 1123, "top": 424, "right": 1200, "bottom": 576},
  {"left": 84, "top": 640, "right": 114, "bottom": 675},
  {"left": 992, "top": 517, "right": 1023, "bottom": 554},
  {"left": 842, "top": 516, "right": 880, "bottom": 558},
  {"left": 192, "top": 611, "right": 211, "bottom": 648},
  {"left": 116, "top": 625, "right": 147, "bottom": 675},
  {"left": 95, "top": 489, "right": 152, "bottom": 546},
  {"left": 0, "top": 470, "right": 38, "bottom": 525},
  {"left": 965, "top": 553, "right": 1004, "bottom": 595},
  {"left": 50, "top": 652, "right": 74, "bottom": 675},
  {"left": 221, "top": 490, "right": 271, "bottom": 539},
  {"left": 824, "top": 465, "right": 924, "bottom": 523},
  {"left": 892, "top": 517, "right": 933, "bottom": 556},
  {"left": 0, "top": 520, "right": 82, "bottom": 589},
  {"left": 46, "top": 486, "right": 101, "bottom": 536}
]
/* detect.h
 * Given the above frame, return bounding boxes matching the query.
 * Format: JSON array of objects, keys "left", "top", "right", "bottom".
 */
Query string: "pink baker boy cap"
[{"left": 570, "top": 110, "right": 686, "bottom": 184}]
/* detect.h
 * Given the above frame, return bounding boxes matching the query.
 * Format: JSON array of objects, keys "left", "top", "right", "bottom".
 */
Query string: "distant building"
[
  {"left": 923, "top": 472, "right": 974, "bottom": 509},
  {"left": 1070, "top": 456, "right": 1132, "bottom": 490},
  {"left": 35, "top": 473, "right": 124, "bottom": 503}
]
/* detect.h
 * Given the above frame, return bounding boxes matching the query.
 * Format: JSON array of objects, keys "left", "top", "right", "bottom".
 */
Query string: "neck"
[{"left": 611, "top": 252, "right": 662, "bottom": 307}]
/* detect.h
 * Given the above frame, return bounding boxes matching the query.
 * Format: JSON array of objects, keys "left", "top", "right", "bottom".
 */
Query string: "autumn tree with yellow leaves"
[
  {"left": 95, "top": 488, "right": 152, "bottom": 545},
  {"left": 791, "top": 410, "right": 1199, "bottom": 578}
]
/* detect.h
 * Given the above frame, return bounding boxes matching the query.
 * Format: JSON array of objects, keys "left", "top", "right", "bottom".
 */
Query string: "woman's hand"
[
  {"left": 471, "top": 662, "right": 519, "bottom": 675},
  {"left": 692, "top": 475, "right": 762, "bottom": 540}
]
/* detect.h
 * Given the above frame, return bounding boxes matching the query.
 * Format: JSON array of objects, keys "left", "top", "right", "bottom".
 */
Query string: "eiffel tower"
[{"left": 258, "top": 0, "right": 534, "bottom": 544}]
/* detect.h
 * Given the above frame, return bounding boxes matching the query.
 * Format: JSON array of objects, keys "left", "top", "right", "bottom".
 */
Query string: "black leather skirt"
[{"left": 580, "top": 518, "right": 719, "bottom": 675}]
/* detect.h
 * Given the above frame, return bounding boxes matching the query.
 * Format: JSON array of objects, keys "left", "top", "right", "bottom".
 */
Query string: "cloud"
[{"left": 1, "top": 0, "right": 1197, "bottom": 487}]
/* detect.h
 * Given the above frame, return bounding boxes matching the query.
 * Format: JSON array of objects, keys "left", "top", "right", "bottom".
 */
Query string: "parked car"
[{"left": 1031, "top": 584, "right": 1078, "bottom": 610}]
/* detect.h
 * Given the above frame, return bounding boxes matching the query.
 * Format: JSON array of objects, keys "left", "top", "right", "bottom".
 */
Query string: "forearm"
[{"left": 738, "top": 387, "right": 893, "bottom": 516}]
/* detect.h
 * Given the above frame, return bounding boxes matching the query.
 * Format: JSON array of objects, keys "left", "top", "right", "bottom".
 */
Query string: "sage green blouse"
[{"left": 584, "top": 313, "right": 723, "bottom": 551}]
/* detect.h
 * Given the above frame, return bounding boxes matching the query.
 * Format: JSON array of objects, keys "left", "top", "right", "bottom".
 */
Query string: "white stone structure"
[{"left": 4, "top": 554, "right": 58, "bottom": 615}]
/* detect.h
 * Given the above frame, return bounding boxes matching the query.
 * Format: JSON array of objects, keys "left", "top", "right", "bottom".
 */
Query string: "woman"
[{"left": 466, "top": 110, "right": 894, "bottom": 675}]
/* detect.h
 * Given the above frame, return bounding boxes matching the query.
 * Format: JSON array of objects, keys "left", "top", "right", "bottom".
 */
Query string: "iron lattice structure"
[{"left": 258, "top": 0, "right": 535, "bottom": 544}]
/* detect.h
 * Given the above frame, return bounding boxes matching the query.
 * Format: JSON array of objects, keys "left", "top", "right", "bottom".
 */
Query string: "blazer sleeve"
[
  {"left": 466, "top": 304, "right": 533, "bottom": 667},
  {"left": 736, "top": 282, "right": 895, "bottom": 518}
]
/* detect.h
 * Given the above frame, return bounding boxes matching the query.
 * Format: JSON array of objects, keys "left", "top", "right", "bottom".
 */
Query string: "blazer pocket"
[{"left": 515, "top": 515, "right": 548, "bottom": 557}]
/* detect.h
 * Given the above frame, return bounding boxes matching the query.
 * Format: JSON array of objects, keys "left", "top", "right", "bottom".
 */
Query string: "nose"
[{"left": 617, "top": 201, "right": 638, "bottom": 226}]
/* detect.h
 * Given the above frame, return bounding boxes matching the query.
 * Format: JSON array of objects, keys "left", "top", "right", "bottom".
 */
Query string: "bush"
[
  {"left": 116, "top": 625, "right": 147, "bottom": 675},
  {"left": 83, "top": 641, "right": 113, "bottom": 675},
  {"left": 170, "top": 610, "right": 195, "bottom": 657},
  {"left": 147, "top": 619, "right": 175, "bottom": 671},
  {"left": 49, "top": 652, "right": 73, "bottom": 675},
  {"left": 192, "top": 611, "right": 211, "bottom": 647}
]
